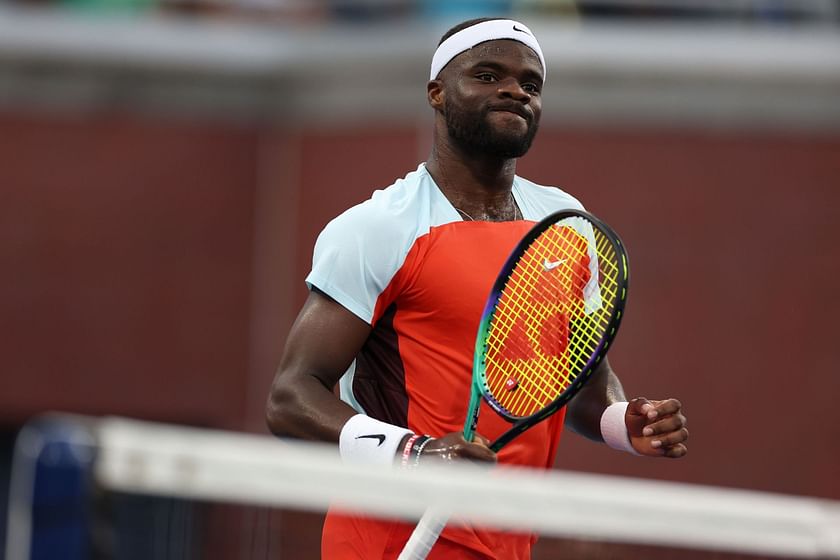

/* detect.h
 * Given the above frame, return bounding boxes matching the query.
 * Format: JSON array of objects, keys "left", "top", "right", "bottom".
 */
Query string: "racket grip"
[{"left": 397, "top": 510, "right": 449, "bottom": 560}]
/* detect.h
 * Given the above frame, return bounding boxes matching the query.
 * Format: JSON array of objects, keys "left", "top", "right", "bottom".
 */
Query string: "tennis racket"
[{"left": 397, "top": 208, "right": 630, "bottom": 560}]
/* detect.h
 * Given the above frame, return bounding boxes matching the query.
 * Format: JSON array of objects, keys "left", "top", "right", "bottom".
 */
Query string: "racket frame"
[{"left": 462, "top": 209, "right": 630, "bottom": 452}]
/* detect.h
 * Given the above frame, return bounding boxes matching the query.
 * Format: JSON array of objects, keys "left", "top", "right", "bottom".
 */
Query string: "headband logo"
[{"left": 512, "top": 25, "right": 530, "bottom": 35}]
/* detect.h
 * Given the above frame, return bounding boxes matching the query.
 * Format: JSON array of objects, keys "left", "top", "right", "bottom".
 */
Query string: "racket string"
[{"left": 483, "top": 220, "right": 622, "bottom": 419}]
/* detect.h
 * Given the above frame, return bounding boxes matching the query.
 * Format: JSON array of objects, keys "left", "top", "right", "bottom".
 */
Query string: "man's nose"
[{"left": 497, "top": 77, "right": 531, "bottom": 103}]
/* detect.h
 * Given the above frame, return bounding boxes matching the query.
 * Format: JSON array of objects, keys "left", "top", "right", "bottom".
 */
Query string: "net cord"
[{"left": 88, "top": 417, "right": 840, "bottom": 559}]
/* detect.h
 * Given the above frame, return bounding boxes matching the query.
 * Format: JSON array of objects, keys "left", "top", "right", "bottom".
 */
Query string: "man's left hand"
[{"left": 625, "top": 397, "right": 688, "bottom": 458}]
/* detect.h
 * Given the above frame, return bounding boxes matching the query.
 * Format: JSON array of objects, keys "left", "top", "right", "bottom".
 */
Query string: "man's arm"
[
  {"left": 564, "top": 356, "right": 625, "bottom": 440},
  {"left": 266, "top": 289, "right": 370, "bottom": 442},
  {"left": 266, "top": 289, "right": 496, "bottom": 464},
  {"left": 565, "top": 357, "right": 689, "bottom": 458}
]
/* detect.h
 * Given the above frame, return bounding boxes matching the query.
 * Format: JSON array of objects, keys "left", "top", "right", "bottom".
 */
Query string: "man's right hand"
[{"left": 416, "top": 432, "right": 497, "bottom": 465}]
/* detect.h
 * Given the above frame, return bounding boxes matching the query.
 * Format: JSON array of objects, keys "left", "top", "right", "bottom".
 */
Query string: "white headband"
[{"left": 430, "top": 19, "right": 546, "bottom": 82}]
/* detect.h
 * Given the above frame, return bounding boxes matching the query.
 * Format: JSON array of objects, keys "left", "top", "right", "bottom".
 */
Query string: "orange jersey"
[{"left": 306, "top": 164, "right": 588, "bottom": 559}]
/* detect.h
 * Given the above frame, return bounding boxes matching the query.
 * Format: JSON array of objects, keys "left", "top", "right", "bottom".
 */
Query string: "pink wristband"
[{"left": 600, "top": 402, "right": 642, "bottom": 455}]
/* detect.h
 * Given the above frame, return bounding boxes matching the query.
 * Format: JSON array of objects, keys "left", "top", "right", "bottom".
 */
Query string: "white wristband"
[
  {"left": 339, "top": 414, "right": 413, "bottom": 466},
  {"left": 600, "top": 402, "right": 641, "bottom": 455}
]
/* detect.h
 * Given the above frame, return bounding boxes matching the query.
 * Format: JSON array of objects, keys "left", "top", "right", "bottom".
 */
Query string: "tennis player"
[{"left": 266, "top": 17, "right": 688, "bottom": 560}]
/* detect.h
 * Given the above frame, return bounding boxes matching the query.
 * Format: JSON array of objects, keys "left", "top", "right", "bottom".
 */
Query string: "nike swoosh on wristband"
[{"left": 355, "top": 434, "right": 386, "bottom": 446}]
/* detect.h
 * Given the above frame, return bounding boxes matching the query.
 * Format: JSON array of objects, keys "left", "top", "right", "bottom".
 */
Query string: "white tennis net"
[{"left": 7, "top": 415, "right": 840, "bottom": 560}]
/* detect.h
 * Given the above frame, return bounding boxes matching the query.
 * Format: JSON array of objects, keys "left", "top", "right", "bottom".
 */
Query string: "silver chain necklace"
[
  {"left": 454, "top": 191, "right": 521, "bottom": 222},
  {"left": 435, "top": 158, "right": 521, "bottom": 222}
]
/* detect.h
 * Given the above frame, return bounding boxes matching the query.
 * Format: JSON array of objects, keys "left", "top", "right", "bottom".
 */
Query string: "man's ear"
[{"left": 427, "top": 79, "right": 444, "bottom": 111}]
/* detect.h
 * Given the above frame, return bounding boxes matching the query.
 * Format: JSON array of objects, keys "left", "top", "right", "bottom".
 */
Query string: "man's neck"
[
  {"left": 426, "top": 141, "right": 521, "bottom": 222},
  {"left": 427, "top": 141, "right": 516, "bottom": 194}
]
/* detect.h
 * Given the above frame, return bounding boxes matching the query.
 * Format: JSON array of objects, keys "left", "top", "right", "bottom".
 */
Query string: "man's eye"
[
  {"left": 477, "top": 73, "right": 496, "bottom": 82},
  {"left": 523, "top": 83, "right": 540, "bottom": 93}
]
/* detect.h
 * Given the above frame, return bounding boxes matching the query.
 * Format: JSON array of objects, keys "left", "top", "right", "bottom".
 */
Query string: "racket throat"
[{"left": 463, "top": 385, "right": 483, "bottom": 442}]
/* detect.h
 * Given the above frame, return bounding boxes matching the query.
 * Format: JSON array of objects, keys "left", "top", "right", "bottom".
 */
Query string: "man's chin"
[
  {"left": 446, "top": 121, "right": 536, "bottom": 157},
  {"left": 486, "top": 123, "right": 537, "bottom": 155},
  {"left": 485, "top": 135, "right": 533, "bottom": 158}
]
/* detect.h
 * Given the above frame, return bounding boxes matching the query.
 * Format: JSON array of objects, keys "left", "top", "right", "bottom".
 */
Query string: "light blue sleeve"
[{"left": 305, "top": 200, "right": 415, "bottom": 325}]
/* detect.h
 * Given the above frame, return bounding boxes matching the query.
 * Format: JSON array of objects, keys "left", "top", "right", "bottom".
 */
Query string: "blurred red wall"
[
  {"left": 1, "top": 109, "right": 838, "bottom": 506},
  {"left": 0, "top": 112, "right": 257, "bottom": 428}
]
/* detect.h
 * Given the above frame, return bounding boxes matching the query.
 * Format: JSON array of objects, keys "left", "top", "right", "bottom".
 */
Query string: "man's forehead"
[
  {"left": 454, "top": 40, "right": 543, "bottom": 73},
  {"left": 471, "top": 40, "right": 541, "bottom": 61}
]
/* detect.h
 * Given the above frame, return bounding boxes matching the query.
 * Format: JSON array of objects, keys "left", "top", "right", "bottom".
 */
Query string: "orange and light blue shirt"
[{"left": 306, "top": 163, "right": 587, "bottom": 560}]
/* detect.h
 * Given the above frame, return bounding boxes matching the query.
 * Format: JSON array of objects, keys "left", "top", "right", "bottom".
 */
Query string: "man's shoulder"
[
  {"left": 515, "top": 175, "right": 586, "bottom": 212},
  {"left": 321, "top": 165, "right": 432, "bottom": 239}
]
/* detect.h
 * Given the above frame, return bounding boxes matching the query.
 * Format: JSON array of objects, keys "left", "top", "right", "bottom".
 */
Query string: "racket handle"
[{"left": 397, "top": 509, "right": 449, "bottom": 560}]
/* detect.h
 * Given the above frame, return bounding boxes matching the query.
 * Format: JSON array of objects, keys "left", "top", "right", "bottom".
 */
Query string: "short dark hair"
[{"left": 437, "top": 17, "right": 506, "bottom": 46}]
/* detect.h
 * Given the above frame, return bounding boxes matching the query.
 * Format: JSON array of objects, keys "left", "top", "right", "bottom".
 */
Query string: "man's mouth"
[{"left": 489, "top": 106, "right": 531, "bottom": 123}]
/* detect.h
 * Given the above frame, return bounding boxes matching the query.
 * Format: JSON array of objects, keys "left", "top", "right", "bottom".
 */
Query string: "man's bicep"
[
  {"left": 279, "top": 288, "right": 372, "bottom": 390},
  {"left": 267, "top": 289, "right": 371, "bottom": 441}
]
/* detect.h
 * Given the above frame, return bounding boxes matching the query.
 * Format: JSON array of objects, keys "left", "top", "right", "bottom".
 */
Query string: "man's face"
[{"left": 440, "top": 40, "right": 543, "bottom": 158}]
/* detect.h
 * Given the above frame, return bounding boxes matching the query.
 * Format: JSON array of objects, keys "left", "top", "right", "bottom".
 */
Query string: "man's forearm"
[{"left": 564, "top": 358, "right": 626, "bottom": 441}]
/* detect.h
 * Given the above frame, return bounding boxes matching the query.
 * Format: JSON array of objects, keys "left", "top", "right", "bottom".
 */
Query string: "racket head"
[{"left": 472, "top": 209, "right": 630, "bottom": 432}]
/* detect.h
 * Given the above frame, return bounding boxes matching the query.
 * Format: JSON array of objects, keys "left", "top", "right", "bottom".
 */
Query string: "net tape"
[{"left": 80, "top": 417, "right": 840, "bottom": 559}]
